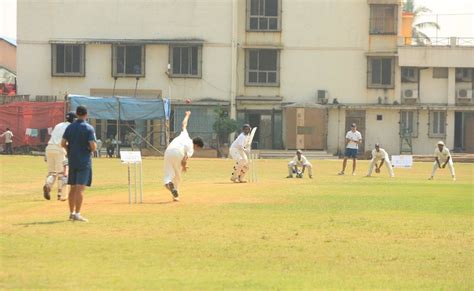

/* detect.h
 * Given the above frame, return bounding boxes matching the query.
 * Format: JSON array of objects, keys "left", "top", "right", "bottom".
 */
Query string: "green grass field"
[{"left": 0, "top": 155, "right": 473, "bottom": 289}]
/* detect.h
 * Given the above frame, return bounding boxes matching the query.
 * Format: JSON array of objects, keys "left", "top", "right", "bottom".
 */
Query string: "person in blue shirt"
[{"left": 61, "top": 106, "right": 97, "bottom": 222}]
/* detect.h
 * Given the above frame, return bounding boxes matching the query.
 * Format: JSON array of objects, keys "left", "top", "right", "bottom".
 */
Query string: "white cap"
[{"left": 437, "top": 141, "right": 445, "bottom": 146}]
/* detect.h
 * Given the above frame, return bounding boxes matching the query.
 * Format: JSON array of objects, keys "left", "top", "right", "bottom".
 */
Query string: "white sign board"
[
  {"left": 120, "top": 151, "right": 142, "bottom": 163},
  {"left": 391, "top": 155, "right": 413, "bottom": 168}
]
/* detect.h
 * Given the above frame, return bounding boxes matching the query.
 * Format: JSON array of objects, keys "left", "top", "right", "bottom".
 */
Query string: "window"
[
  {"left": 376, "top": 114, "right": 383, "bottom": 121},
  {"left": 370, "top": 5, "right": 397, "bottom": 34},
  {"left": 246, "top": 49, "right": 279, "bottom": 86},
  {"left": 400, "top": 110, "right": 418, "bottom": 137},
  {"left": 433, "top": 68, "right": 448, "bottom": 79},
  {"left": 368, "top": 57, "right": 394, "bottom": 88},
  {"left": 401, "top": 67, "right": 418, "bottom": 83},
  {"left": 112, "top": 45, "right": 144, "bottom": 77},
  {"left": 170, "top": 45, "right": 202, "bottom": 77},
  {"left": 247, "top": 0, "right": 281, "bottom": 31},
  {"left": 52, "top": 44, "right": 85, "bottom": 76},
  {"left": 430, "top": 111, "right": 446, "bottom": 137},
  {"left": 456, "top": 68, "right": 473, "bottom": 82}
]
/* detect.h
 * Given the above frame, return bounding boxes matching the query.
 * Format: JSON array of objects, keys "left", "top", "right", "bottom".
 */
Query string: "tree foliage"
[
  {"left": 212, "top": 107, "right": 238, "bottom": 144},
  {"left": 403, "top": 0, "right": 440, "bottom": 45}
]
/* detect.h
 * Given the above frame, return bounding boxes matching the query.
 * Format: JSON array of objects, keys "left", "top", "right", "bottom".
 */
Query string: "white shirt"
[
  {"left": 167, "top": 129, "right": 194, "bottom": 157},
  {"left": 0, "top": 130, "right": 13, "bottom": 143},
  {"left": 434, "top": 146, "right": 451, "bottom": 162},
  {"left": 48, "top": 122, "right": 70, "bottom": 145},
  {"left": 371, "top": 148, "right": 388, "bottom": 161},
  {"left": 230, "top": 132, "right": 249, "bottom": 151},
  {"left": 346, "top": 130, "right": 362, "bottom": 149},
  {"left": 291, "top": 155, "right": 310, "bottom": 166}
]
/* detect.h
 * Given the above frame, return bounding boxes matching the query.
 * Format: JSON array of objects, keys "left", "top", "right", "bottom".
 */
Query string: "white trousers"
[
  {"left": 367, "top": 158, "right": 394, "bottom": 177},
  {"left": 288, "top": 161, "right": 313, "bottom": 177},
  {"left": 45, "top": 144, "right": 68, "bottom": 193},
  {"left": 163, "top": 148, "right": 184, "bottom": 190},
  {"left": 431, "top": 160, "right": 455, "bottom": 177},
  {"left": 230, "top": 148, "right": 249, "bottom": 180}
]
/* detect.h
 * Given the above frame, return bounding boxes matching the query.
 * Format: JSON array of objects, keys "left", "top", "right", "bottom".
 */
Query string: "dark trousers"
[
  {"left": 107, "top": 146, "right": 115, "bottom": 158},
  {"left": 5, "top": 143, "right": 12, "bottom": 154}
]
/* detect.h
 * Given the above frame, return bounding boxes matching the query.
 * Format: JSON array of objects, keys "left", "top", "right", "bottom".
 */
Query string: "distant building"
[
  {"left": 0, "top": 37, "right": 17, "bottom": 95},
  {"left": 17, "top": 0, "right": 474, "bottom": 153}
]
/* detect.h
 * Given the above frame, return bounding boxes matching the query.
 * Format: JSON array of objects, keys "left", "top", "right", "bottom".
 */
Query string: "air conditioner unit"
[
  {"left": 457, "top": 89, "right": 473, "bottom": 99},
  {"left": 402, "top": 89, "right": 417, "bottom": 98},
  {"left": 316, "top": 90, "right": 328, "bottom": 104}
]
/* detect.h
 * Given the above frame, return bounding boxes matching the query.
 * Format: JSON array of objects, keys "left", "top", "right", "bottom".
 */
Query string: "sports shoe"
[
  {"left": 58, "top": 195, "right": 68, "bottom": 201},
  {"left": 338, "top": 172, "right": 344, "bottom": 176},
  {"left": 73, "top": 214, "right": 88, "bottom": 222},
  {"left": 230, "top": 177, "right": 239, "bottom": 182},
  {"left": 286, "top": 175, "right": 293, "bottom": 178},
  {"left": 69, "top": 213, "right": 74, "bottom": 220},
  {"left": 43, "top": 185, "right": 51, "bottom": 200},
  {"left": 452, "top": 177, "right": 456, "bottom": 181},
  {"left": 309, "top": 175, "right": 313, "bottom": 179},
  {"left": 171, "top": 189, "right": 179, "bottom": 201},
  {"left": 239, "top": 180, "right": 248, "bottom": 183},
  {"left": 428, "top": 176, "right": 434, "bottom": 180}
]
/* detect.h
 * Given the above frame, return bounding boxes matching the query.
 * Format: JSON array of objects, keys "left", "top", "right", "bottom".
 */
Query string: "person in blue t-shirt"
[{"left": 61, "top": 105, "right": 97, "bottom": 222}]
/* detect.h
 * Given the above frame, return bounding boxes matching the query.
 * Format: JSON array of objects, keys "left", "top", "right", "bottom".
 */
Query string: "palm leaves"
[{"left": 404, "top": 0, "right": 440, "bottom": 45}]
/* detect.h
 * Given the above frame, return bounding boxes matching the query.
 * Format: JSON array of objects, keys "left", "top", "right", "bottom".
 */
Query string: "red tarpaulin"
[{"left": 0, "top": 102, "right": 65, "bottom": 149}]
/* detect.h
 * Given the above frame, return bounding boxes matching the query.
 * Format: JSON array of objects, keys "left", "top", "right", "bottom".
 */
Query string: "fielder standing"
[
  {"left": 229, "top": 124, "right": 251, "bottom": 183},
  {"left": 429, "top": 141, "right": 456, "bottom": 181},
  {"left": 163, "top": 111, "right": 204, "bottom": 201},
  {"left": 43, "top": 111, "right": 76, "bottom": 201},
  {"left": 366, "top": 143, "right": 394, "bottom": 177}
]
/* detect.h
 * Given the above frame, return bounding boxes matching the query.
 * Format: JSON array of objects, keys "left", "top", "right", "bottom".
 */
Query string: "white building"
[{"left": 17, "top": 0, "right": 474, "bottom": 154}]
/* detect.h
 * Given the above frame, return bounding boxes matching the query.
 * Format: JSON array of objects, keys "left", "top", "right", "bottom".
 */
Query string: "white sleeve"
[
  {"left": 445, "top": 148, "right": 451, "bottom": 157},
  {"left": 302, "top": 156, "right": 309, "bottom": 164},
  {"left": 237, "top": 134, "right": 246, "bottom": 149},
  {"left": 345, "top": 131, "right": 350, "bottom": 139}
]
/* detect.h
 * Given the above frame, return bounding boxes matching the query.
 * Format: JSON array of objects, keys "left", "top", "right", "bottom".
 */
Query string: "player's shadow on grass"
[
  {"left": 213, "top": 182, "right": 238, "bottom": 185},
  {"left": 14, "top": 220, "right": 67, "bottom": 226}
]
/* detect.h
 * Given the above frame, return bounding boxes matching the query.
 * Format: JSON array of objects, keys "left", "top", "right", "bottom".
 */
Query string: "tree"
[
  {"left": 404, "top": 0, "right": 440, "bottom": 45},
  {"left": 212, "top": 107, "right": 239, "bottom": 157}
]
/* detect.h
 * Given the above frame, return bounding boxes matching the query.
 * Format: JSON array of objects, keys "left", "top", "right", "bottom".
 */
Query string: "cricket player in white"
[
  {"left": 366, "top": 143, "right": 394, "bottom": 177},
  {"left": 230, "top": 124, "right": 251, "bottom": 183},
  {"left": 287, "top": 150, "right": 313, "bottom": 178},
  {"left": 163, "top": 111, "right": 204, "bottom": 201},
  {"left": 429, "top": 141, "right": 456, "bottom": 181},
  {"left": 43, "top": 112, "right": 76, "bottom": 201}
]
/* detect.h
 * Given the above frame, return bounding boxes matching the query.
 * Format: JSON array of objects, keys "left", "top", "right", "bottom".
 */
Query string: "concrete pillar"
[
  {"left": 447, "top": 67, "right": 456, "bottom": 105},
  {"left": 446, "top": 110, "right": 455, "bottom": 149}
]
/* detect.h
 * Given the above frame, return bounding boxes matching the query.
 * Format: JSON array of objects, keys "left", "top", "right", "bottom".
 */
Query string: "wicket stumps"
[{"left": 249, "top": 151, "right": 259, "bottom": 183}]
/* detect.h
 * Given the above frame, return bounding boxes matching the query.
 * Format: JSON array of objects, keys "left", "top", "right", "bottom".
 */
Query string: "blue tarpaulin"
[{"left": 68, "top": 95, "right": 165, "bottom": 120}]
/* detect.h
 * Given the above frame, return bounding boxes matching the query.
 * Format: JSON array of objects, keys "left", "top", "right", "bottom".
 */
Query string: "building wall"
[
  {"left": 17, "top": 0, "right": 233, "bottom": 99},
  {"left": 419, "top": 68, "right": 449, "bottom": 104},
  {"left": 0, "top": 40, "right": 16, "bottom": 73},
  {"left": 17, "top": 0, "right": 472, "bottom": 154}
]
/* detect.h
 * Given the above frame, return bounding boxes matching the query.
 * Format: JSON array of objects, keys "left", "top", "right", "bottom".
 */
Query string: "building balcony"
[{"left": 398, "top": 37, "right": 474, "bottom": 68}]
